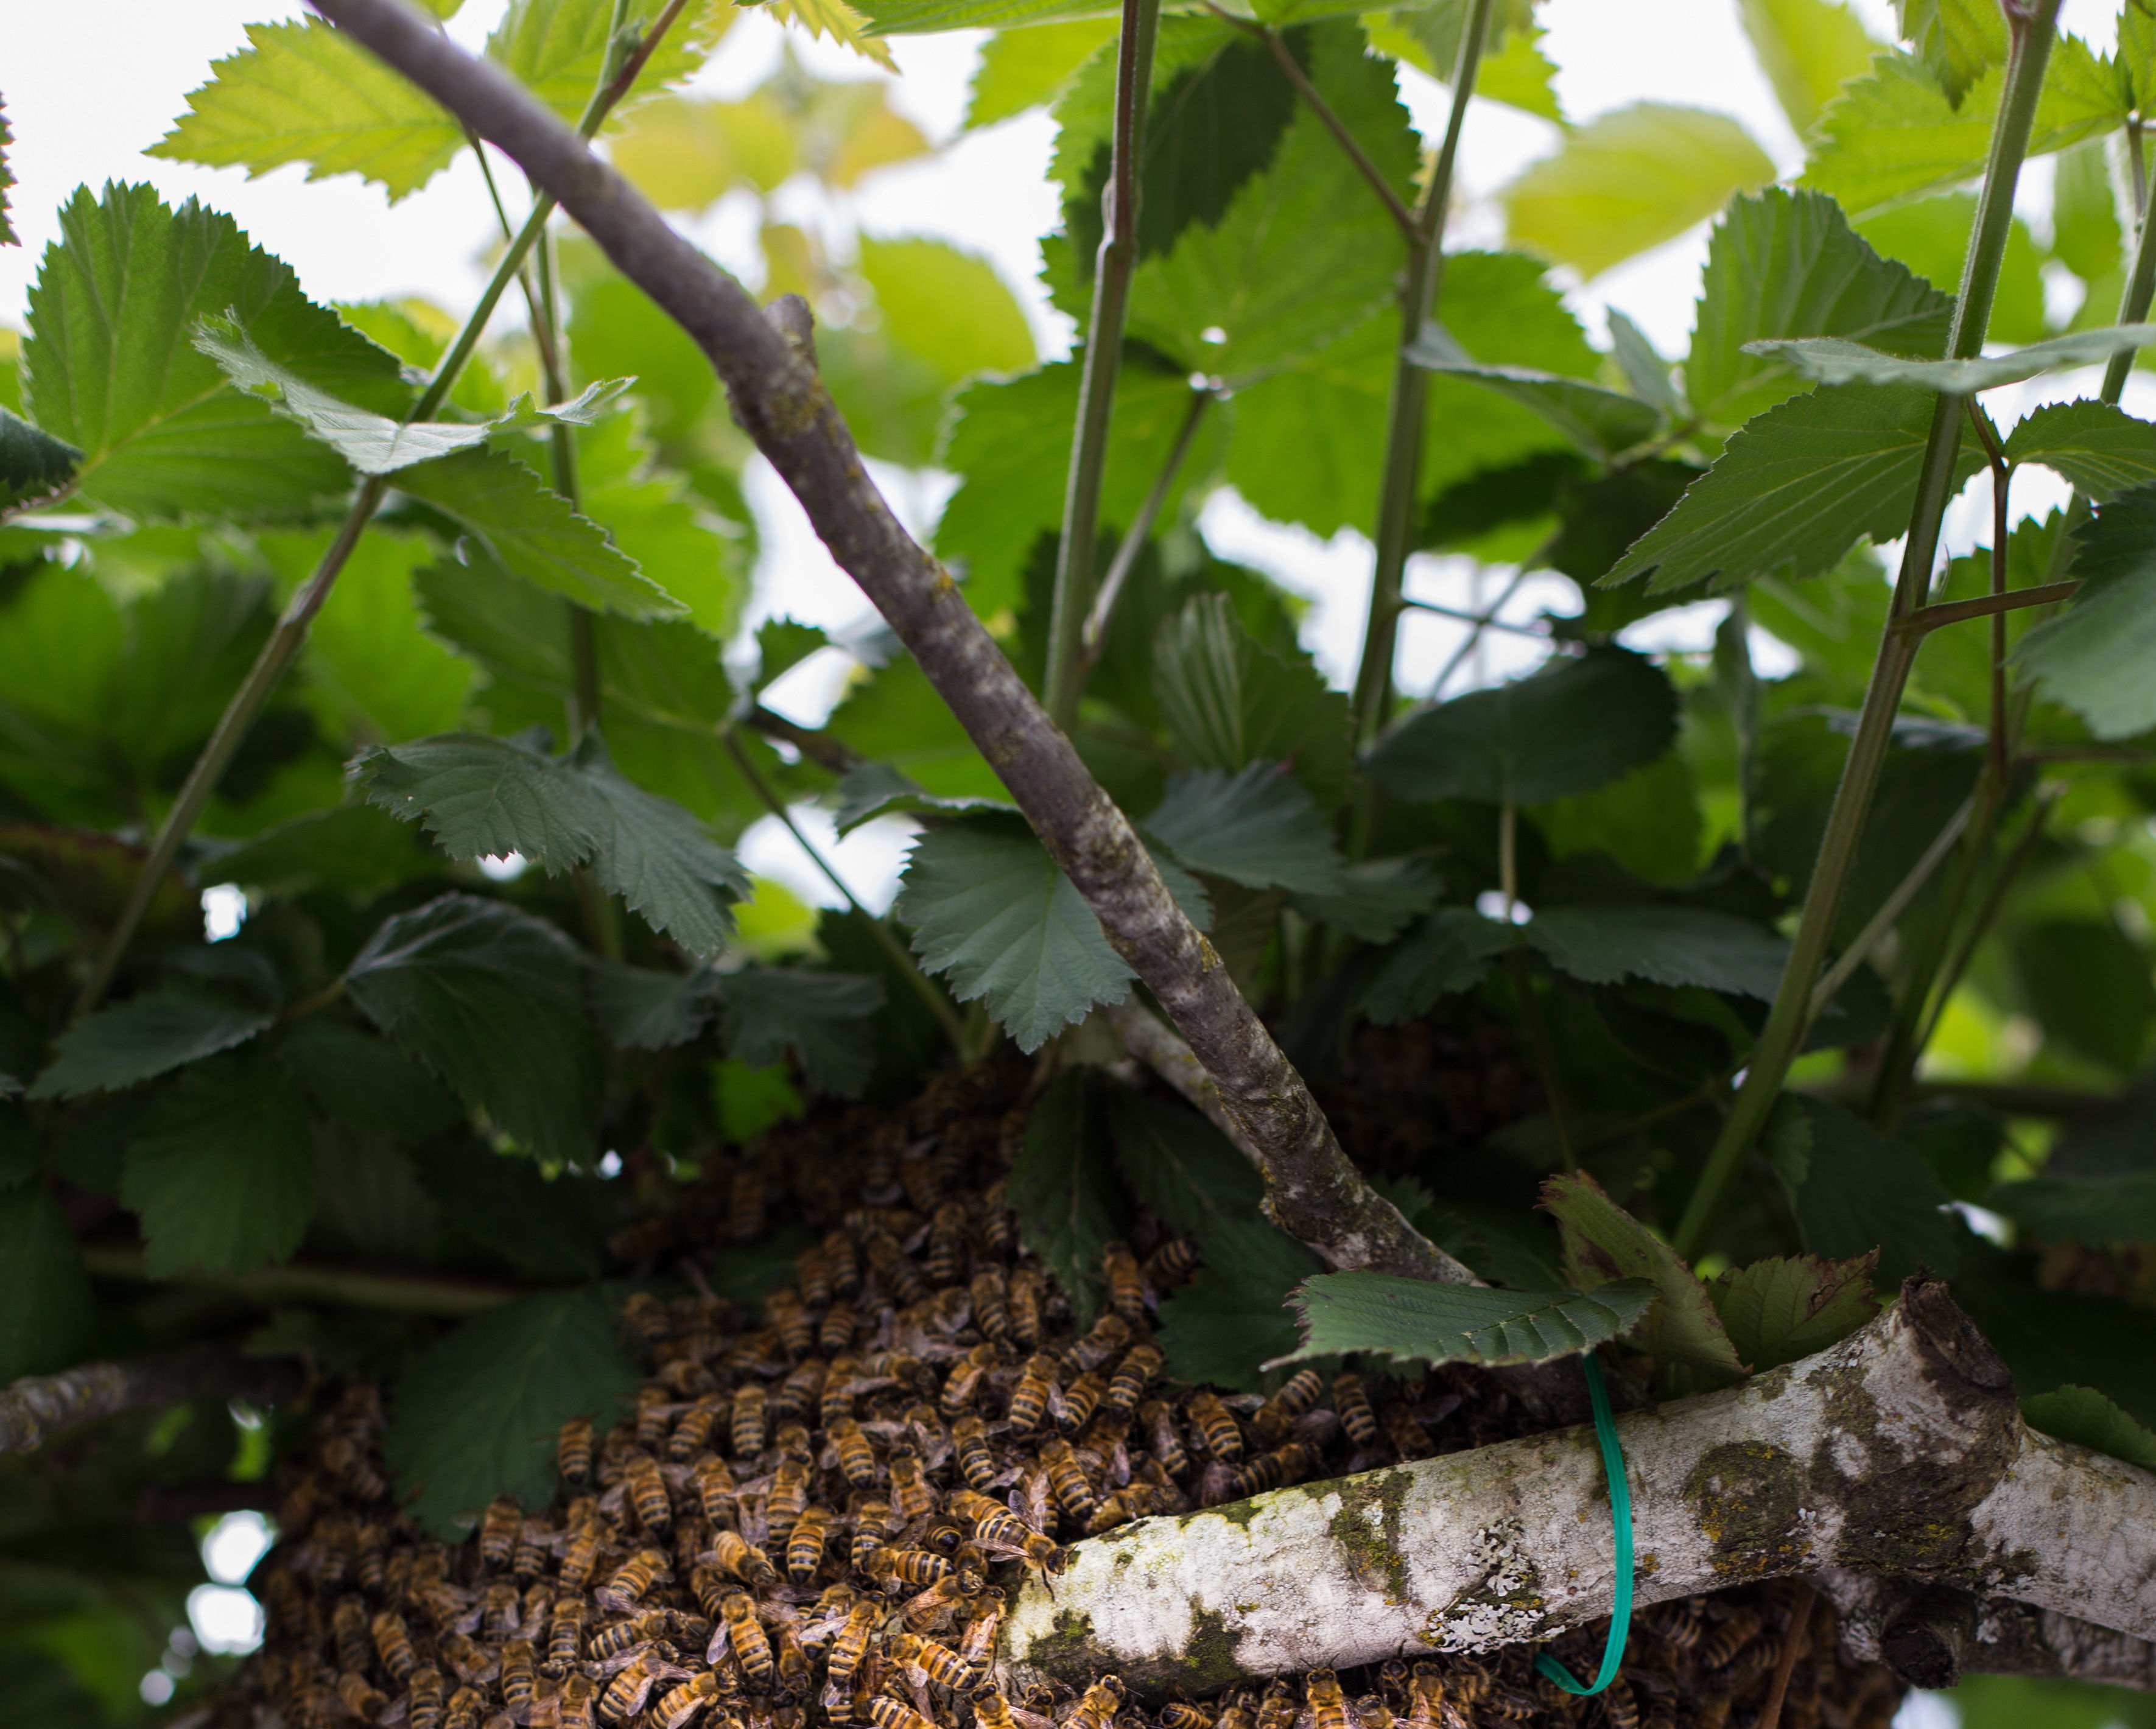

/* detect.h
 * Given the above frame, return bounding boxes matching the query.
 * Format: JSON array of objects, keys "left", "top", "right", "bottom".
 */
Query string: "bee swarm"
[{"left": 219, "top": 1062, "right": 1908, "bottom": 1729}]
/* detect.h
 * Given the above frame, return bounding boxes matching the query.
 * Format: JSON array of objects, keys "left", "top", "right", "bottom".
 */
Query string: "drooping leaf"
[
  {"left": 1523, "top": 903, "right": 1791, "bottom": 1000},
  {"left": 1744, "top": 326, "right": 2156, "bottom": 394},
  {"left": 1141, "top": 763, "right": 1346, "bottom": 895},
  {"left": 148, "top": 19, "right": 463, "bottom": 201},
  {"left": 1543, "top": 1169, "right": 1745, "bottom": 1379},
  {"left": 23, "top": 183, "right": 408, "bottom": 521},
  {"left": 2019, "top": 1384, "right": 2156, "bottom": 1474},
  {"left": 830, "top": 762, "right": 1014, "bottom": 836},
  {"left": 1104, "top": 1085, "right": 1262, "bottom": 1239},
  {"left": 2002, "top": 400, "right": 2156, "bottom": 502},
  {"left": 1686, "top": 187, "right": 1953, "bottom": 432},
  {"left": 569, "top": 737, "right": 751, "bottom": 960},
  {"left": 1736, "top": 0, "right": 1882, "bottom": 136},
  {"left": 1273, "top": 1271, "right": 1657, "bottom": 1369},
  {"left": 28, "top": 991, "right": 274, "bottom": 1100},
  {"left": 1155, "top": 1218, "right": 1322, "bottom": 1394},
  {"left": 1289, "top": 856, "right": 1442, "bottom": 944},
  {"left": 1007, "top": 1070, "right": 1129, "bottom": 1329},
  {"left": 119, "top": 1055, "right": 317, "bottom": 1277},
  {"left": 1407, "top": 326, "right": 1660, "bottom": 462},
  {"left": 1501, "top": 102, "right": 1775, "bottom": 279},
  {"left": 1603, "top": 383, "right": 1980, "bottom": 594},
  {"left": 0, "top": 407, "right": 78, "bottom": 512},
  {"left": 1771, "top": 1094, "right": 1961, "bottom": 1281},
  {"left": 1366, "top": 647, "right": 1677, "bottom": 805},
  {"left": 386, "top": 1289, "right": 641, "bottom": 1537},
  {"left": 345, "top": 894, "right": 602, "bottom": 1168},
  {"left": 416, "top": 1141, "right": 616, "bottom": 1280},
  {"left": 214, "top": 802, "right": 444, "bottom": 899},
  {"left": 714, "top": 969, "right": 885, "bottom": 1098},
  {"left": 0, "top": 1184, "right": 94, "bottom": 1381},
  {"left": 2015, "top": 483, "right": 2156, "bottom": 739},
  {"left": 278, "top": 1017, "right": 464, "bottom": 1142},
  {"left": 1708, "top": 1252, "right": 1878, "bottom": 1372},
  {"left": 589, "top": 963, "right": 716, "bottom": 1051},
  {"left": 393, "top": 447, "right": 682, "bottom": 619},
  {"left": 1357, "top": 908, "right": 1516, "bottom": 1025}
]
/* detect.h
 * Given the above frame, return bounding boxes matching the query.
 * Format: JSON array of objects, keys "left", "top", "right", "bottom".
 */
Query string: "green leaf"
[
  {"left": 1744, "top": 326, "right": 2156, "bottom": 393},
  {"left": 119, "top": 1054, "right": 316, "bottom": 1277},
  {"left": 1708, "top": 1252, "right": 1878, "bottom": 1372},
  {"left": 965, "top": 20, "right": 1118, "bottom": 129},
  {"left": 1543, "top": 1169, "right": 1745, "bottom": 1379},
  {"left": 1856, "top": 194, "right": 2048, "bottom": 346},
  {"left": 1142, "top": 763, "right": 1346, "bottom": 894},
  {"left": 1104, "top": 1085, "right": 1262, "bottom": 1237},
  {"left": 485, "top": 0, "right": 725, "bottom": 127},
  {"left": 386, "top": 1289, "right": 641, "bottom": 1538},
  {"left": 591, "top": 962, "right": 715, "bottom": 1051},
  {"left": 23, "top": 183, "right": 407, "bottom": 521},
  {"left": 714, "top": 969, "right": 884, "bottom": 1097},
  {"left": 1406, "top": 326, "right": 1660, "bottom": 462},
  {"left": 1273, "top": 1272, "right": 1657, "bottom": 1369},
  {"left": 1357, "top": 908, "right": 1516, "bottom": 1025},
  {"left": 1155, "top": 1218, "right": 1322, "bottom": 1394},
  {"left": 2015, "top": 482, "right": 2156, "bottom": 739},
  {"left": 346, "top": 894, "right": 602, "bottom": 1168},
  {"left": 2048, "top": 138, "right": 2122, "bottom": 286},
  {"left": 859, "top": 0, "right": 1112, "bottom": 29},
  {"left": 1534, "top": 752, "right": 1704, "bottom": 888},
  {"left": 1008, "top": 1070, "right": 1129, "bottom": 1328},
  {"left": 0, "top": 407, "right": 79, "bottom": 512},
  {"left": 214, "top": 802, "right": 444, "bottom": 899},
  {"left": 1990, "top": 1170, "right": 2156, "bottom": 1247},
  {"left": 1523, "top": 904, "right": 1791, "bottom": 1000},
  {"left": 2010, "top": 917, "right": 2156, "bottom": 1075},
  {"left": 1894, "top": 0, "right": 2005, "bottom": 102},
  {"left": 569, "top": 737, "right": 751, "bottom": 959},
  {"left": 1736, "top": 0, "right": 1882, "bottom": 135},
  {"left": 28, "top": 991, "right": 273, "bottom": 1100},
  {"left": 278, "top": 1017, "right": 463, "bottom": 1142},
  {"left": 148, "top": 19, "right": 463, "bottom": 201},
  {"left": 1687, "top": 187, "right": 1953, "bottom": 432},
  {"left": 1288, "top": 856, "right": 1441, "bottom": 944},
  {"left": 830, "top": 762, "right": 1014, "bottom": 837},
  {"left": 393, "top": 447, "right": 682, "bottom": 619},
  {"left": 0, "top": 1185, "right": 93, "bottom": 1381},
  {"left": 858, "top": 237, "right": 1035, "bottom": 382},
  {"left": 1151, "top": 593, "right": 1354, "bottom": 809},
  {"left": 2020, "top": 1384, "right": 2156, "bottom": 1474},
  {"left": 1772, "top": 1094, "right": 1961, "bottom": 1281},
  {"left": 1603, "top": 383, "right": 1981, "bottom": 595},
  {"left": 417, "top": 1141, "right": 614, "bottom": 1279},
  {"left": 1501, "top": 102, "right": 1775, "bottom": 279},
  {"left": 1367, "top": 647, "right": 1677, "bottom": 805},
  {"left": 2001, "top": 399, "right": 2156, "bottom": 500}
]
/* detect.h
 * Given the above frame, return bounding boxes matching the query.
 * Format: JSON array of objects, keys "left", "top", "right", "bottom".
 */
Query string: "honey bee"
[
  {"left": 957, "top": 1590, "right": 1005, "bottom": 1669},
  {"left": 954, "top": 1500, "right": 1064, "bottom": 1573},
  {"left": 544, "top": 1598, "right": 586, "bottom": 1674},
  {"left": 560, "top": 1520, "right": 606, "bottom": 1593},
  {"left": 887, "top": 1449, "right": 935, "bottom": 1521},
  {"left": 891, "top": 1632, "right": 976, "bottom": 1691},
  {"left": 728, "top": 1167, "right": 767, "bottom": 1244},
  {"left": 1332, "top": 1372, "right": 1380, "bottom": 1449},
  {"left": 1699, "top": 1605, "right": 1763, "bottom": 1669},
  {"left": 561, "top": 1672, "right": 602, "bottom": 1729},
  {"left": 638, "top": 1384, "right": 676, "bottom": 1449},
  {"left": 1385, "top": 1406, "right": 1434, "bottom": 1460},
  {"left": 710, "top": 1529, "right": 781, "bottom": 1591},
  {"left": 1256, "top": 1680, "right": 1299, "bottom": 1729},
  {"left": 1006, "top": 1267, "right": 1042, "bottom": 1348},
  {"left": 868, "top": 1698, "right": 937, "bottom": 1729},
  {"left": 370, "top": 1610, "right": 417, "bottom": 1682},
  {"left": 865, "top": 1232, "right": 927, "bottom": 1306},
  {"left": 899, "top": 1574, "right": 976, "bottom": 1632},
  {"left": 655, "top": 1671, "right": 728, "bottom": 1729},
  {"left": 479, "top": 1496, "right": 522, "bottom": 1571},
  {"left": 1650, "top": 1596, "right": 1704, "bottom": 1650},
  {"left": 337, "top": 1671, "right": 388, "bottom": 1721},
  {"left": 731, "top": 1386, "right": 768, "bottom": 1459},
  {"left": 499, "top": 1640, "right": 538, "bottom": 1717},
  {"left": 1356, "top": 1696, "right": 1396, "bottom": 1729},
  {"left": 1057, "top": 1367, "right": 1108, "bottom": 1433},
  {"left": 1217, "top": 1692, "right": 1257, "bottom": 1729},
  {"left": 627, "top": 1451, "right": 673, "bottom": 1533},
  {"left": 721, "top": 1592, "right": 774, "bottom": 1689},
  {"left": 406, "top": 1666, "right": 447, "bottom": 1729},
  {"left": 796, "top": 1245, "right": 832, "bottom": 1310},
  {"left": 444, "top": 1687, "right": 485, "bottom": 1729},
  {"left": 950, "top": 1416, "right": 999, "bottom": 1493},
  {"left": 768, "top": 1605, "right": 813, "bottom": 1695},
  {"left": 1599, "top": 1676, "right": 1640, "bottom": 1729},
  {"left": 1187, "top": 1391, "right": 1245, "bottom": 1462},
  {"left": 1039, "top": 1438, "right": 1097, "bottom": 1522},
  {"left": 480, "top": 1581, "right": 521, "bottom": 1640},
  {"left": 826, "top": 1593, "right": 883, "bottom": 1688},
  {"left": 1252, "top": 1368, "right": 1324, "bottom": 1443},
  {"left": 623, "top": 1292, "right": 672, "bottom": 1342},
  {"left": 818, "top": 1302, "right": 859, "bottom": 1357},
  {"left": 868, "top": 1547, "right": 953, "bottom": 1588},
  {"left": 1306, "top": 1669, "right": 1350, "bottom": 1729},
  {"left": 969, "top": 1268, "right": 1009, "bottom": 1342},
  {"left": 669, "top": 1394, "right": 726, "bottom": 1462},
  {"left": 1007, "top": 1354, "right": 1059, "bottom": 1433},
  {"left": 776, "top": 1359, "right": 827, "bottom": 1421},
  {"left": 767, "top": 1456, "right": 810, "bottom": 1540},
  {"left": 1139, "top": 1400, "right": 1189, "bottom": 1476},
  {"left": 356, "top": 1523, "right": 388, "bottom": 1593},
  {"left": 1160, "top": 1705, "right": 1213, "bottom": 1729},
  {"left": 332, "top": 1596, "right": 371, "bottom": 1674},
  {"left": 822, "top": 1228, "right": 860, "bottom": 1298},
  {"left": 511, "top": 1520, "right": 552, "bottom": 1581},
  {"left": 1104, "top": 1344, "right": 1162, "bottom": 1414},
  {"left": 1072, "top": 1676, "right": 1125, "bottom": 1729},
  {"left": 1404, "top": 1663, "right": 1448, "bottom": 1729},
  {"left": 926, "top": 1201, "right": 969, "bottom": 1287},
  {"left": 1085, "top": 1484, "right": 1159, "bottom": 1534},
  {"left": 323, "top": 1432, "right": 388, "bottom": 1501},
  {"left": 1143, "top": 1236, "right": 1200, "bottom": 1293},
  {"left": 1101, "top": 1241, "right": 1144, "bottom": 1322},
  {"left": 851, "top": 1498, "right": 894, "bottom": 1569},
  {"left": 599, "top": 1549, "right": 670, "bottom": 1613},
  {"left": 939, "top": 1342, "right": 998, "bottom": 1415},
  {"left": 600, "top": 1649, "right": 695, "bottom": 1725},
  {"left": 692, "top": 1452, "right": 739, "bottom": 1525},
  {"left": 1064, "top": 1312, "right": 1131, "bottom": 1375},
  {"left": 1229, "top": 1441, "right": 1321, "bottom": 1498},
  {"left": 787, "top": 1505, "right": 834, "bottom": 1583}
]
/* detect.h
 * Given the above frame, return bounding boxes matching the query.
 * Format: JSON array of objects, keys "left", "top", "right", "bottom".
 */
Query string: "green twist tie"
[{"left": 1531, "top": 1352, "right": 1632, "bottom": 1697}]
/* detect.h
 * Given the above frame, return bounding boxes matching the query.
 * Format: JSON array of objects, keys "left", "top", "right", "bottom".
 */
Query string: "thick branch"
[
  {"left": 1, "top": 1347, "right": 304, "bottom": 1454},
  {"left": 997, "top": 1281, "right": 2156, "bottom": 1697},
  {"left": 1819, "top": 1573, "right": 2156, "bottom": 1692},
  {"left": 310, "top": 0, "right": 1461, "bottom": 1285}
]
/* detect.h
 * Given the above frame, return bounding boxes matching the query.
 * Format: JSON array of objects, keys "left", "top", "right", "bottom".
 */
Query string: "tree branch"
[
  {"left": 1891, "top": 580, "right": 2081, "bottom": 635},
  {"left": 80, "top": 1241, "right": 528, "bottom": 1316},
  {"left": 1819, "top": 1573, "right": 2156, "bottom": 1692},
  {"left": 1, "top": 1346, "right": 305, "bottom": 1454},
  {"left": 998, "top": 1281, "right": 2156, "bottom": 1696},
  {"left": 307, "top": 0, "right": 1462, "bottom": 1285}
]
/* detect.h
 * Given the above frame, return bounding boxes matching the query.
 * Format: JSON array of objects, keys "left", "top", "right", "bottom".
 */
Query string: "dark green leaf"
[
  {"left": 1357, "top": 908, "right": 1515, "bottom": 1025},
  {"left": 751, "top": 617, "right": 829, "bottom": 692},
  {"left": 1288, "top": 856, "right": 1441, "bottom": 944},
  {"left": 2020, "top": 1384, "right": 2156, "bottom": 1474},
  {"left": 0, "top": 1184, "right": 93, "bottom": 1381},
  {"left": 28, "top": 991, "right": 273, "bottom": 1099},
  {"left": 278, "top": 1017, "right": 463, "bottom": 1141},
  {"left": 312, "top": 1132, "right": 438, "bottom": 1261},
  {"left": 708, "top": 1222, "right": 816, "bottom": 1306},
  {"left": 1141, "top": 762, "right": 1346, "bottom": 894},
  {"left": 1687, "top": 187, "right": 1952, "bottom": 431},
  {"left": 2009, "top": 919, "right": 2156, "bottom": 1075},
  {"left": 1274, "top": 1271, "right": 1656, "bottom": 1369},
  {"left": 570, "top": 735, "right": 750, "bottom": 960},
  {"left": 386, "top": 1288, "right": 641, "bottom": 1537},
  {"left": 1523, "top": 903, "right": 1791, "bottom": 1000},
  {"left": 1543, "top": 1169, "right": 1744, "bottom": 1378},
  {"left": 1156, "top": 1218, "right": 1323, "bottom": 1394},
  {"left": 830, "top": 762, "right": 1014, "bottom": 837},
  {"left": 416, "top": 1140, "right": 614, "bottom": 1279},
  {"left": 119, "top": 1054, "right": 317, "bottom": 1276},
  {"left": 214, "top": 802, "right": 445, "bottom": 897},
  {"left": 346, "top": 894, "right": 602, "bottom": 1168},
  {"left": 1604, "top": 383, "right": 1981, "bottom": 595},
  {"left": 1708, "top": 1252, "right": 1878, "bottom": 1371},
  {"left": 715, "top": 969, "right": 885, "bottom": 1098},
  {"left": 1952, "top": 1261, "right": 2156, "bottom": 1427},
  {"left": 1007, "top": 1070, "right": 1129, "bottom": 1328},
  {"left": 1772, "top": 1094, "right": 1961, "bottom": 1281},
  {"left": 1407, "top": 326, "right": 1660, "bottom": 462},
  {"left": 590, "top": 963, "right": 715, "bottom": 1051},
  {"left": 1367, "top": 647, "right": 1677, "bottom": 805},
  {"left": 1989, "top": 1171, "right": 2156, "bottom": 1246},
  {"left": 2001, "top": 400, "right": 2156, "bottom": 500},
  {"left": 1103, "top": 1085, "right": 1262, "bottom": 1238},
  {"left": 0, "top": 407, "right": 77, "bottom": 511},
  {"left": 1744, "top": 326, "right": 2156, "bottom": 393},
  {"left": 2017, "top": 483, "right": 2156, "bottom": 738}
]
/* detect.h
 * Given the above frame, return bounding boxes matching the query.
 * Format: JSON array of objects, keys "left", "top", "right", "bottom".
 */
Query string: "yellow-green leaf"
[
  {"left": 1736, "top": 0, "right": 1881, "bottom": 138},
  {"left": 859, "top": 237, "right": 1036, "bottom": 382}
]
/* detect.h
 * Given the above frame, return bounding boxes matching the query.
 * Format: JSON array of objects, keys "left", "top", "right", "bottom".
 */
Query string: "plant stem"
[
  {"left": 1348, "top": 0, "right": 1492, "bottom": 751},
  {"left": 80, "top": 1242, "right": 527, "bottom": 1317},
  {"left": 1671, "top": 0, "right": 2062, "bottom": 1260},
  {"left": 1510, "top": 948, "right": 1576, "bottom": 1173},
  {"left": 1964, "top": 401, "right": 2013, "bottom": 783},
  {"left": 75, "top": 4, "right": 682, "bottom": 1019},
  {"left": 1078, "top": 387, "right": 1210, "bottom": 668},
  {"left": 1892, "top": 580, "right": 2081, "bottom": 632},
  {"left": 1042, "top": 0, "right": 1161, "bottom": 729},
  {"left": 1807, "top": 793, "right": 1974, "bottom": 1028},
  {"left": 719, "top": 726, "right": 966, "bottom": 1050},
  {"left": 1401, "top": 594, "right": 1546, "bottom": 636}
]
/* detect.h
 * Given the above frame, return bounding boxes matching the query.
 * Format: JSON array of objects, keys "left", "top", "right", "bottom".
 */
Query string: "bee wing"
[{"left": 588, "top": 1643, "right": 659, "bottom": 1679}]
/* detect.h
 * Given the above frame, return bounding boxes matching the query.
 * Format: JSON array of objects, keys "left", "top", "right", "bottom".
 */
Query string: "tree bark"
[
  {"left": 997, "top": 1280, "right": 2156, "bottom": 1698},
  {"left": 0, "top": 1347, "right": 304, "bottom": 1454},
  {"left": 306, "top": 0, "right": 1470, "bottom": 1286},
  {"left": 1819, "top": 1573, "right": 2156, "bottom": 1691}
]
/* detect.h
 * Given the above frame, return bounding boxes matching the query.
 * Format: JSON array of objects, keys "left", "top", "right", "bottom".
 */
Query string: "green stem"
[
  {"left": 1671, "top": 0, "right": 2061, "bottom": 1260},
  {"left": 1078, "top": 387, "right": 1210, "bottom": 670},
  {"left": 1348, "top": 0, "right": 1492, "bottom": 751},
  {"left": 1042, "top": 0, "right": 1161, "bottom": 729},
  {"left": 80, "top": 1242, "right": 527, "bottom": 1317}
]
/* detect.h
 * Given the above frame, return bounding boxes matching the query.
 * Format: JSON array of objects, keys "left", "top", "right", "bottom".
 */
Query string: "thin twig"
[
  {"left": 1892, "top": 580, "right": 2080, "bottom": 634},
  {"left": 1964, "top": 399, "right": 2013, "bottom": 785},
  {"left": 743, "top": 705, "right": 863, "bottom": 774},
  {"left": 1806, "top": 794, "right": 1976, "bottom": 1029},
  {"left": 1, "top": 1346, "right": 307, "bottom": 1454},
  {"left": 1400, "top": 594, "right": 1547, "bottom": 637},
  {"left": 1079, "top": 387, "right": 1211, "bottom": 664},
  {"left": 1755, "top": 1584, "right": 1817, "bottom": 1729},
  {"left": 79, "top": 1242, "right": 527, "bottom": 1316}
]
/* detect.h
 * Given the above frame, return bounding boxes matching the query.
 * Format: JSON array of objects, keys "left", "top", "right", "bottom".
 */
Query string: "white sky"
[{"left": 1, "top": 0, "right": 2141, "bottom": 921}]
